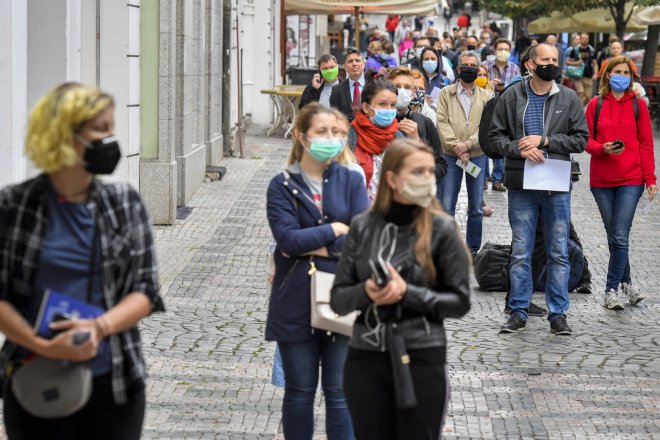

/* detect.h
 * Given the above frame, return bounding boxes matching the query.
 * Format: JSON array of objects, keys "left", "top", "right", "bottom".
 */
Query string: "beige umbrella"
[
  {"left": 529, "top": 5, "right": 647, "bottom": 34},
  {"left": 285, "top": 0, "right": 438, "bottom": 16},
  {"left": 634, "top": 6, "right": 660, "bottom": 26},
  {"left": 528, "top": 11, "right": 584, "bottom": 34},
  {"left": 573, "top": 3, "right": 647, "bottom": 32}
]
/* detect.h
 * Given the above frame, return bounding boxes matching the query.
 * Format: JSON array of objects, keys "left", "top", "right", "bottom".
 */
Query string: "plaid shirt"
[
  {"left": 0, "top": 174, "right": 165, "bottom": 404},
  {"left": 483, "top": 60, "right": 521, "bottom": 86}
]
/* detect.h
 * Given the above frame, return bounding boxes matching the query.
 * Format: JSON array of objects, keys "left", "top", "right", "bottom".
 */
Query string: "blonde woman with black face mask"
[
  {"left": 0, "top": 82, "right": 164, "bottom": 439},
  {"left": 331, "top": 139, "right": 471, "bottom": 440}
]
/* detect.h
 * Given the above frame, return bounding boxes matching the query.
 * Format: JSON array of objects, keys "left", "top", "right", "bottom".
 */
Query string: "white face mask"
[
  {"left": 396, "top": 88, "right": 412, "bottom": 108},
  {"left": 401, "top": 178, "right": 437, "bottom": 208}
]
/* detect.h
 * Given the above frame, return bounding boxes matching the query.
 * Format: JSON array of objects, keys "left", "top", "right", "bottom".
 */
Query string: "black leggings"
[
  {"left": 343, "top": 347, "right": 449, "bottom": 440},
  {"left": 3, "top": 374, "right": 145, "bottom": 440}
]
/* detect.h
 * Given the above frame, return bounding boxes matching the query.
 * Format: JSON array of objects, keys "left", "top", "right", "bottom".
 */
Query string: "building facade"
[{"left": 0, "top": 0, "right": 281, "bottom": 224}]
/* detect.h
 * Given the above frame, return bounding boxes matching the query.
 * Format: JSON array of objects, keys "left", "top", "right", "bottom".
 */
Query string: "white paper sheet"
[
  {"left": 430, "top": 86, "right": 442, "bottom": 105},
  {"left": 456, "top": 158, "right": 482, "bottom": 178},
  {"left": 643, "top": 199, "right": 654, "bottom": 216},
  {"left": 523, "top": 158, "right": 571, "bottom": 192}
]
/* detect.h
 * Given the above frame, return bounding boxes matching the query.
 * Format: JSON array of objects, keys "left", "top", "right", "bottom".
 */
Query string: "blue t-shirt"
[
  {"left": 28, "top": 183, "right": 112, "bottom": 376},
  {"left": 524, "top": 83, "right": 549, "bottom": 136}
]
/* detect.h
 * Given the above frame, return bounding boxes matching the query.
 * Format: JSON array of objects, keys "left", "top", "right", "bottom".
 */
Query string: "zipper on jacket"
[{"left": 278, "top": 259, "right": 300, "bottom": 290}]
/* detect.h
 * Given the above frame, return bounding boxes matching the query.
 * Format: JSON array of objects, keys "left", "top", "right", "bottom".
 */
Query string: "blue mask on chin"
[{"left": 369, "top": 105, "right": 397, "bottom": 127}]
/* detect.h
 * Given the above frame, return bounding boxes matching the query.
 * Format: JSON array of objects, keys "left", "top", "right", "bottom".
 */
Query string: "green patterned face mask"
[{"left": 321, "top": 66, "right": 339, "bottom": 82}]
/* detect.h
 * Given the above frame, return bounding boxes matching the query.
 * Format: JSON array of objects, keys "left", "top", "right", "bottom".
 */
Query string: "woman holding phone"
[
  {"left": 331, "top": 139, "right": 471, "bottom": 440},
  {"left": 586, "top": 56, "right": 657, "bottom": 310}
]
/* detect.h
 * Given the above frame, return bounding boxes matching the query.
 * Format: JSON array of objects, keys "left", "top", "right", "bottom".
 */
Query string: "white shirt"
[{"left": 320, "top": 81, "right": 339, "bottom": 106}]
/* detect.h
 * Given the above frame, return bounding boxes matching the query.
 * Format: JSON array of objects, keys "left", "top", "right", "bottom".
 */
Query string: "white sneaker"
[
  {"left": 622, "top": 282, "right": 646, "bottom": 305},
  {"left": 603, "top": 289, "right": 624, "bottom": 310}
]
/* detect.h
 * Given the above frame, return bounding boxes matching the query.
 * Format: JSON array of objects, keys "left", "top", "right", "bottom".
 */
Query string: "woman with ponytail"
[{"left": 331, "top": 139, "right": 471, "bottom": 440}]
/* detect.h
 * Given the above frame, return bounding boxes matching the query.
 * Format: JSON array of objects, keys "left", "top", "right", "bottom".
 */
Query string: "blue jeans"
[
  {"left": 278, "top": 333, "right": 354, "bottom": 440},
  {"left": 484, "top": 159, "right": 503, "bottom": 183},
  {"left": 492, "top": 159, "right": 504, "bottom": 183},
  {"left": 508, "top": 190, "right": 571, "bottom": 321},
  {"left": 441, "top": 154, "right": 487, "bottom": 253},
  {"left": 590, "top": 185, "right": 644, "bottom": 291}
]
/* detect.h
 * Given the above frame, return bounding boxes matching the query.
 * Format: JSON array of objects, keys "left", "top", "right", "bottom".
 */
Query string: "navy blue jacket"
[{"left": 265, "top": 162, "right": 369, "bottom": 341}]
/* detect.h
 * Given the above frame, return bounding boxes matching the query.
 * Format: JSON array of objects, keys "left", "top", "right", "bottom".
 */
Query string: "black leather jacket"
[{"left": 330, "top": 211, "right": 471, "bottom": 352}]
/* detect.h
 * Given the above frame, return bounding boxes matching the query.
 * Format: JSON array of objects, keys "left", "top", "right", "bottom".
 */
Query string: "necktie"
[{"left": 352, "top": 82, "right": 361, "bottom": 113}]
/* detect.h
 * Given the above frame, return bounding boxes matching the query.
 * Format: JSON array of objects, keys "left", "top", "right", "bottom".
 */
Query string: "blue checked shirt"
[
  {"left": 0, "top": 175, "right": 165, "bottom": 404},
  {"left": 483, "top": 60, "right": 521, "bottom": 86}
]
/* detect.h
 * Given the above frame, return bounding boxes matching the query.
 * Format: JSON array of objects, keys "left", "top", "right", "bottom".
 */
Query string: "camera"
[{"left": 396, "top": 106, "right": 413, "bottom": 122}]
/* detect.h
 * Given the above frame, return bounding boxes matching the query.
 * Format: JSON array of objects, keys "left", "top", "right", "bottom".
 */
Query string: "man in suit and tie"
[{"left": 330, "top": 47, "right": 366, "bottom": 122}]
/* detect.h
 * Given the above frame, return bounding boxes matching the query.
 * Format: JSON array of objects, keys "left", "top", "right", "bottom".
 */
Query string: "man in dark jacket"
[
  {"left": 488, "top": 43, "right": 589, "bottom": 336},
  {"left": 329, "top": 48, "right": 365, "bottom": 122},
  {"left": 299, "top": 54, "right": 341, "bottom": 109}
]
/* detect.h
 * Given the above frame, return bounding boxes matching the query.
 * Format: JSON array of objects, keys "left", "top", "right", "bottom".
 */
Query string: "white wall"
[
  {"left": 0, "top": 0, "right": 28, "bottom": 188},
  {"left": 232, "top": 0, "right": 277, "bottom": 127}
]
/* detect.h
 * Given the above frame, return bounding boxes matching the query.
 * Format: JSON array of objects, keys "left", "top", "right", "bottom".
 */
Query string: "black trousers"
[
  {"left": 343, "top": 347, "right": 449, "bottom": 440},
  {"left": 3, "top": 374, "right": 145, "bottom": 440}
]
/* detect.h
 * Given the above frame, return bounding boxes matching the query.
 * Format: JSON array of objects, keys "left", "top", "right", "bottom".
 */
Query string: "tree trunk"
[
  {"left": 641, "top": 24, "right": 660, "bottom": 78},
  {"left": 615, "top": 0, "right": 626, "bottom": 40}
]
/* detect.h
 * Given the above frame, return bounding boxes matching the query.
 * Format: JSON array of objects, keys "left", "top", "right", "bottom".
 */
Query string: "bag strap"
[
  {"left": 633, "top": 95, "right": 639, "bottom": 122},
  {"left": 593, "top": 96, "right": 604, "bottom": 140},
  {"left": 87, "top": 225, "right": 98, "bottom": 304}
]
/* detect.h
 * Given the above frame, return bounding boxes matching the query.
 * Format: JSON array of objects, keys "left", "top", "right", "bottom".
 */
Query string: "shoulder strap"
[
  {"left": 633, "top": 95, "right": 639, "bottom": 122},
  {"left": 593, "top": 96, "right": 604, "bottom": 140}
]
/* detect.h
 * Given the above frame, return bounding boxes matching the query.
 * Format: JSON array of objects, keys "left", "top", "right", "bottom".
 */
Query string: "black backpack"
[
  {"left": 478, "top": 96, "right": 504, "bottom": 159},
  {"left": 474, "top": 243, "right": 511, "bottom": 291}
]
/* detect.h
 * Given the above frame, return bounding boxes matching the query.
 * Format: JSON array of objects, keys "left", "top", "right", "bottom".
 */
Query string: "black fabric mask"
[
  {"left": 459, "top": 66, "right": 479, "bottom": 83},
  {"left": 466, "top": 44, "right": 477, "bottom": 51},
  {"left": 534, "top": 63, "right": 559, "bottom": 82},
  {"left": 79, "top": 135, "right": 121, "bottom": 174}
]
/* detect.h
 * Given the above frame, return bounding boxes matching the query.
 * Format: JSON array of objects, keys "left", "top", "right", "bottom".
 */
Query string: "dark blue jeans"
[
  {"left": 278, "top": 332, "right": 354, "bottom": 440},
  {"left": 590, "top": 185, "right": 644, "bottom": 291},
  {"left": 508, "top": 190, "right": 571, "bottom": 321},
  {"left": 441, "top": 154, "right": 487, "bottom": 253},
  {"left": 484, "top": 158, "right": 504, "bottom": 183}
]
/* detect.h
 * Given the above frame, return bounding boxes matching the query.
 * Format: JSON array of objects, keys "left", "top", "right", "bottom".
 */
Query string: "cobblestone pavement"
[{"left": 1, "top": 133, "right": 659, "bottom": 439}]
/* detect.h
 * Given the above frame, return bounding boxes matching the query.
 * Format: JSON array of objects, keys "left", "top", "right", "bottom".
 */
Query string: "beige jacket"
[{"left": 436, "top": 82, "right": 492, "bottom": 157}]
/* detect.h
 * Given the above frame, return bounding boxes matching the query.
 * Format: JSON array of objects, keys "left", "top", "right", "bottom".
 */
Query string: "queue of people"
[
  {"left": 274, "top": 31, "right": 656, "bottom": 437},
  {"left": 0, "top": 19, "right": 656, "bottom": 440}
]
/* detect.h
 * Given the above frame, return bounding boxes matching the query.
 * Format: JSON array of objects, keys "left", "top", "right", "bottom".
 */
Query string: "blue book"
[{"left": 34, "top": 290, "right": 104, "bottom": 338}]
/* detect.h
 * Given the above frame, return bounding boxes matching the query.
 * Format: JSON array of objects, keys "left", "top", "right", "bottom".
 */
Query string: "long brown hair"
[
  {"left": 599, "top": 56, "right": 635, "bottom": 96},
  {"left": 371, "top": 139, "right": 444, "bottom": 284}
]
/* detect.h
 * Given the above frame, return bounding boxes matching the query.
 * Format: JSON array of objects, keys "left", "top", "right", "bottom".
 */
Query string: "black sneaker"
[
  {"left": 528, "top": 302, "right": 547, "bottom": 317},
  {"left": 550, "top": 316, "right": 572, "bottom": 336},
  {"left": 504, "top": 302, "right": 547, "bottom": 317},
  {"left": 500, "top": 314, "right": 526, "bottom": 333},
  {"left": 574, "top": 283, "right": 592, "bottom": 294}
]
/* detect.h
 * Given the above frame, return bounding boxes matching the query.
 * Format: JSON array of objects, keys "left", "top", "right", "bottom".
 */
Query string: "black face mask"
[
  {"left": 459, "top": 66, "right": 479, "bottom": 83},
  {"left": 533, "top": 63, "right": 559, "bottom": 82},
  {"left": 78, "top": 135, "right": 122, "bottom": 174},
  {"left": 466, "top": 44, "right": 477, "bottom": 51}
]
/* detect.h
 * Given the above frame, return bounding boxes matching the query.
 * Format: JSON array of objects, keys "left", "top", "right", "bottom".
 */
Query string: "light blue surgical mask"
[
  {"left": 423, "top": 60, "right": 438, "bottom": 74},
  {"left": 368, "top": 105, "right": 397, "bottom": 128},
  {"left": 610, "top": 75, "right": 631, "bottom": 92},
  {"left": 303, "top": 136, "right": 345, "bottom": 162}
]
